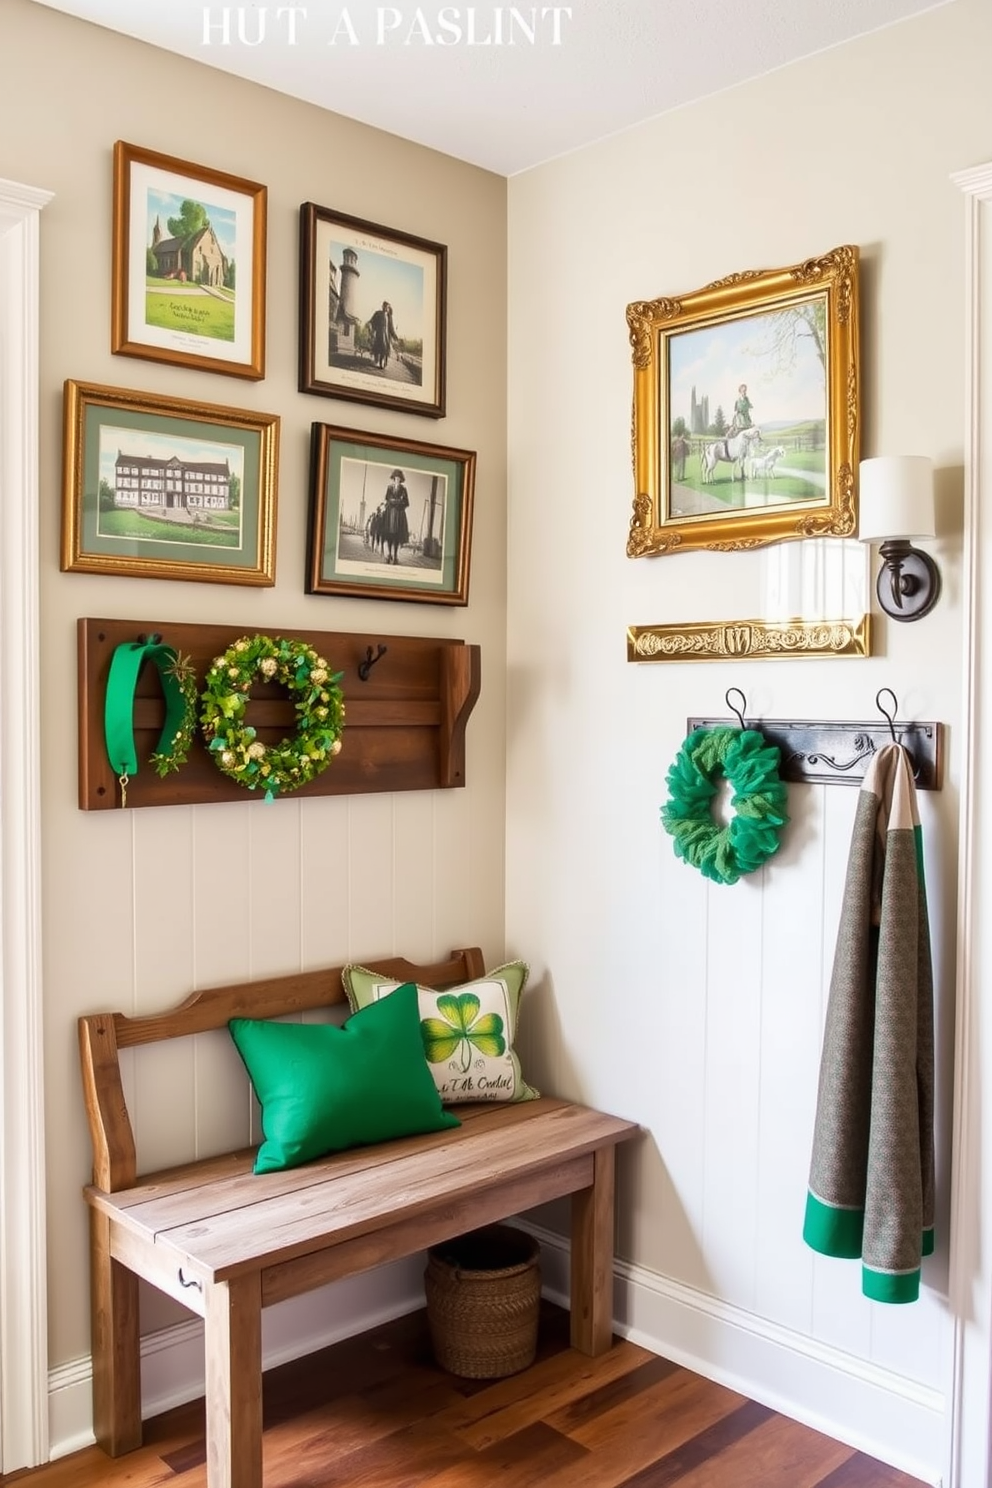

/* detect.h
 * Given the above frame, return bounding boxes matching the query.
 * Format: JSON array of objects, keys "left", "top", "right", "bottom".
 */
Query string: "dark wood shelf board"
[{"left": 78, "top": 618, "right": 481, "bottom": 811}]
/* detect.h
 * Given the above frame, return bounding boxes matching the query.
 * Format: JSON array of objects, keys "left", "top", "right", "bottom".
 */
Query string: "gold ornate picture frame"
[{"left": 626, "top": 245, "right": 859, "bottom": 558}]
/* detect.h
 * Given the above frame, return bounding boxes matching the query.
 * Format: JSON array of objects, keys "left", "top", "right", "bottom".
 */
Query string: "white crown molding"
[{"left": 0, "top": 175, "right": 52, "bottom": 1474}]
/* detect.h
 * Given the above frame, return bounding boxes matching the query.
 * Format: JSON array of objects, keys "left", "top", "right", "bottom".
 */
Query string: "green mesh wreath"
[{"left": 661, "top": 726, "right": 789, "bottom": 885}]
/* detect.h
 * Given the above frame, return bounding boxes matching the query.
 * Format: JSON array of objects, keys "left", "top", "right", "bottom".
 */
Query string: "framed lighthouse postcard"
[
  {"left": 625, "top": 245, "right": 860, "bottom": 558},
  {"left": 112, "top": 141, "right": 267, "bottom": 379},
  {"left": 299, "top": 202, "right": 447, "bottom": 418}
]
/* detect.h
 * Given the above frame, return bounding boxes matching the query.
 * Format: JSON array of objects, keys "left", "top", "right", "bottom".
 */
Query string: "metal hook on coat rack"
[
  {"left": 875, "top": 688, "right": 899, "bottom": 744},
  {"left": 725, "top": 688, "right": 747, "bottom": 730},
  {"left": 357, "top": 644, "right": 388, "bottom": 682},
  {"left": 687, "top": 689, "right": 944, "bottom": 791}
]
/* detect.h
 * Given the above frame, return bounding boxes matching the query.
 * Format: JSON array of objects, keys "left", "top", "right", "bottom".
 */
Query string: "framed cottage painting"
[
  {"left": 626, "top": 245, "right": 860, "bottom": 557},
  {"left": 299, "top": 202, "right": 447, "bottom": 418},
  {"left": 112, "top": 141, "right": 267, "bottom": 379},
  {"left": 61, "top": 380, "right": 278, "bottom": 585}
]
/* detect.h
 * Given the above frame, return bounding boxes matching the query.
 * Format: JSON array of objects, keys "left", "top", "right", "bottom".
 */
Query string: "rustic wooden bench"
[{"left": 78, "top": 946, "right": 639, "bottom": 1488}]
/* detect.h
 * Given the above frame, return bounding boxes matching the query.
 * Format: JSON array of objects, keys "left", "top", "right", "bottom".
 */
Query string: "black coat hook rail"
[{"left": 687, "top": 698, "right": 943, "bottom": 791}]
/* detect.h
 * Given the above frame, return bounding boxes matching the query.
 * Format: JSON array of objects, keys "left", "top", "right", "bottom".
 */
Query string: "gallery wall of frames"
[{"left": 65, "top": 140, "right": 477, "bottom": 810}]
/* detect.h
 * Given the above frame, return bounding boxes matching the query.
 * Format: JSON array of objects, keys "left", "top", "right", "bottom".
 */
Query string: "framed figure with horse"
[
  {"left": 626, "top": 246, "right": 860, "bottom": 558},
  {"left": 306, "top": 423, "right": 475, "bottom": 604},
  {"left": 299, "top": 203, "right": 447, "bottom": 418}
]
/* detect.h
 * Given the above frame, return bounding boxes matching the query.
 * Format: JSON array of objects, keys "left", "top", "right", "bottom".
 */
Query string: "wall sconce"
[{"left": 858, "top": 455, "right": 940, "bottom": 622}]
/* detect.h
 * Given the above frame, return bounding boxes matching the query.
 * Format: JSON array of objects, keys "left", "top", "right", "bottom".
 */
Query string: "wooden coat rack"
[{"left": 78, "top": 618, "right": 481, "bottom": 811}]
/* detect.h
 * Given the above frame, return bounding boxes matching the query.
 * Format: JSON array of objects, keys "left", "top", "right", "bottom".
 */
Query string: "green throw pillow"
[
  {"left": 342, "top": 961, "right": 539, "bottom": 1106},
  {"left": 229, "top": 982, "right": 460, "bottom": 1174}
]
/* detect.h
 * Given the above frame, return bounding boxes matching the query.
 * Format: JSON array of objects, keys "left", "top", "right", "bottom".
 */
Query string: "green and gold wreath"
[
  {"left": 661, "top": 726, "right": 788, "bottom": 885},
  {"left": 201, "top": 635, "right": 345, "bottom": 802}
]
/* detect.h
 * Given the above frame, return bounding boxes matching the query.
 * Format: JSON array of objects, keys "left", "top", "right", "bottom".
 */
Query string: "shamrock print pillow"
[{"left": 342, "top": 960, "right": 539, "bottom": 1105}]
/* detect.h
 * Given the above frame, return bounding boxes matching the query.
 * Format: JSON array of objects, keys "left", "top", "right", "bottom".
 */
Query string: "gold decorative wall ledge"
[{"left": 626, "top": 614, "right": 870, "bottom": 663}]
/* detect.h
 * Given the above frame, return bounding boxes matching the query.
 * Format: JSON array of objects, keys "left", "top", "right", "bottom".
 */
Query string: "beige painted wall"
[
  {"left": 1, "top": 0, "right": 507, "bottom": 1372},
  {"left": 506, "top": 0, "right": 989, "bottom": 1476}
]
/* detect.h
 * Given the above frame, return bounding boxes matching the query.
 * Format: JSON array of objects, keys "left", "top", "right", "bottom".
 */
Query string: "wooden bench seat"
[{"left": 79, "top": 947, "right": 638, "bottom": 1488}]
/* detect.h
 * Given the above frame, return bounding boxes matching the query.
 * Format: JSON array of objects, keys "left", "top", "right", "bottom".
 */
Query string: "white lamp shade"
[{"left": 858, "top": 455, "right": 935, "bottom": 542}]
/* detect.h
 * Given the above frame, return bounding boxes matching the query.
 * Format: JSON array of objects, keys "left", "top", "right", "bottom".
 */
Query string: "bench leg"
[
  {"left": 90, "top": 1210, "right": 142, "bottom": 1455},
  {"left": 570, "top": 1145, "right": 616, "bottom": 1356},
  {"left": 204, "top": 1272, "right": 262, "bottom": 1488}
]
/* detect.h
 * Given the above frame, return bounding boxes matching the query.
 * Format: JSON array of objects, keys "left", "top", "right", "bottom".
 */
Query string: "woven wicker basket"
[{"left": 424, "top": 1224, "right": 541, "bottom": 1379}]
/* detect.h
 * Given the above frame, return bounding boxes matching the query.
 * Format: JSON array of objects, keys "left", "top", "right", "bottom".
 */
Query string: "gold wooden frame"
[
  {"left": 627, "top": 245, "right": 859, "bottom": 558},
  {"left": 112, "top": 141, "right": 267, "bottom": 379},
  {"left": 61, "top": 381, "right": 278, "bottom": 586}
]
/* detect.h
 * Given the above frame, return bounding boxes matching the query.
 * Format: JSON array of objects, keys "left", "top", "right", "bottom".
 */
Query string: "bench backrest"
[{"left": 78, "top": 947, "right": 486, "bottom": 1194}]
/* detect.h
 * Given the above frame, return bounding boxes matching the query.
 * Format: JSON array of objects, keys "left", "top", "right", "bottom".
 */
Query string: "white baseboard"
[
  {"left": 525, "top": 1222, "right": 943, "bottom": 1488},
  {"left": 48, "top": 1230, "right": 945, "bottom": 1486},
  {"left": 47, "top": 1254, "right": 427, "bottom": 1460}
]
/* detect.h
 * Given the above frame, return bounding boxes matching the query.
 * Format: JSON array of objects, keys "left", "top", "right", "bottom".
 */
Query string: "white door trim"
[
  {"left": 946, "top": 159, "right": 992, "bottom": 1488},
  {"left": 0, "top": 175, "right": 52, "bottom": 1472}
]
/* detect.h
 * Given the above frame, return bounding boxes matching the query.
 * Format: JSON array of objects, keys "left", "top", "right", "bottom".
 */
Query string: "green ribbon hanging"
[{"left": 104, "top": 636, "right": 197, "bottom": 806}]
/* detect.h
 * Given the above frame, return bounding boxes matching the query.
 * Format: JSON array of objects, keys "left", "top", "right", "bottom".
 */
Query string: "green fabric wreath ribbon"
[{"left": 661, "top": 726, "right": 789, "bottom": 885}]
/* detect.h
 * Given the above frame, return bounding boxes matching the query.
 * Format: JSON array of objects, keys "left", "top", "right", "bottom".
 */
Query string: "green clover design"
[{"left": 421, "top": 993, "right": 506, "bottom": 1072}]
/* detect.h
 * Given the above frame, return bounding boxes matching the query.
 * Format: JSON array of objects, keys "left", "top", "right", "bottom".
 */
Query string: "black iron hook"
[
  {"left": 875, "top": 688, "right": 899, "bottom": 744},
  {"left": 357, "top": 644, "right": 388, "bottom": 682},
  {"left": 725, "top": 688, "right": 747, "bottom": 730}
]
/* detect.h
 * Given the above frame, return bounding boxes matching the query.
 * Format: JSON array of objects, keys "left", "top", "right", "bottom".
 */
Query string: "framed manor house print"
[
  {"left": 626, "top": 245, "right": 860, "bottom": 558},
  {"left": 112, "top": 141, "right": 267, "bottom": 379},
  {"left": 61, "top": 381, "right": 279, "bottom": 586}
]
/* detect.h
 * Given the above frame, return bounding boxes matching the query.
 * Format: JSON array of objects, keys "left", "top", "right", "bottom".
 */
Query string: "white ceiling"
[{"left": 32, "top": 0, "right": 948, "bottom": 176}]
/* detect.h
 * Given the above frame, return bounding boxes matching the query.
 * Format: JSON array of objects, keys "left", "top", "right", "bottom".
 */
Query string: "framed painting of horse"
[
  {"left": 626, "top": 245, "right": 860, "bottom": 558},
  {"left": 306, "top": 423, "right": 475, "bottom": 604},
  {"left": 299, "top": 203, "right": 447, "bottom": 418}
]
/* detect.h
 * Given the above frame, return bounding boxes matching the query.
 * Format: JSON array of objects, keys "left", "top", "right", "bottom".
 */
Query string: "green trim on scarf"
[
  {"left": 803, "top": 1191, "right": 864, "bottom": 1259},
  {"left": 914, "top": 821, "right": 926, "bottom": 880},
  {"left": 804, "top": 1191, "right": 934, "bottom": 1299},
  {"left": 863, "top": 1265, "right": 921, "bottom": 1305}
]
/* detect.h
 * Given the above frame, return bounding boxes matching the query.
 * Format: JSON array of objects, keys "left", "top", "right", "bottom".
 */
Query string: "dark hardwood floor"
[{"left": 2, "top": 1303, "right": 930, "bottom": 1487}]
